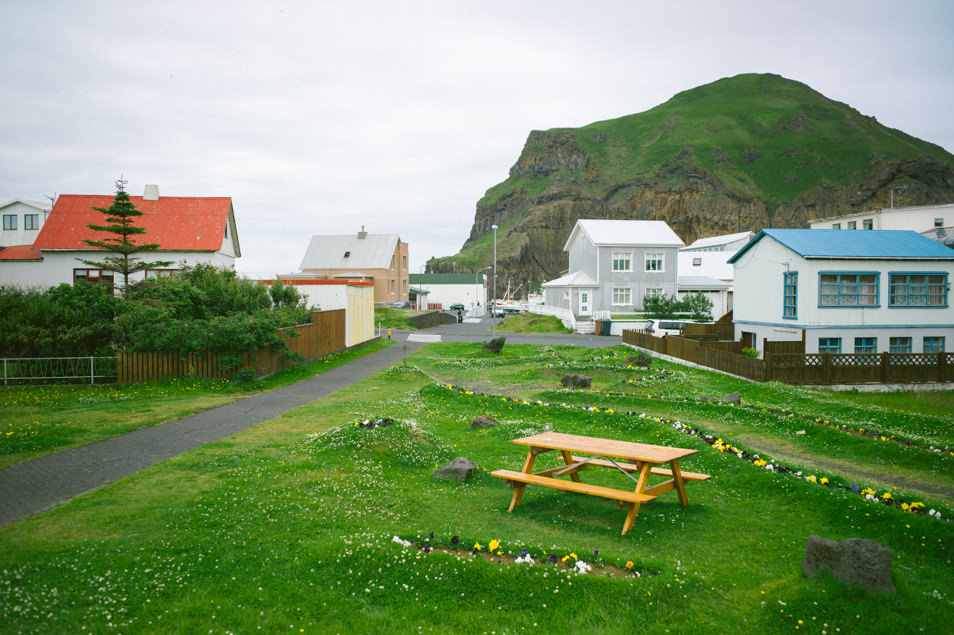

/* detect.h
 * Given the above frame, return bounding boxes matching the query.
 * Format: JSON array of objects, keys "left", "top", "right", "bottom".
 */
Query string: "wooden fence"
[
  {"left": 118, "top": 310, "right": 346, "bottom": 383},
  {"left": 767, "top": 352, "right": 954, "bottom": 385},
  {"left": 622, "top": 329, "right": 952, "bottom": 385}
]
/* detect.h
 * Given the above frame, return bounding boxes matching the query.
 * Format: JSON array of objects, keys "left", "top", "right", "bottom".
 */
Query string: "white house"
[
  {"left": 807, "top": 202, "right": 953, "bottom": 233},
  {"left": 541, "top": 219, "right": 684, "bottom": 318},
  {"left": 728, "top": 228, "right": 954, "bottom": 355},
  {"left": 677, "top": 247, "right": 738, "bottom": 318},
  {"left": 260, "top": 275, "right": 375, "bottom": 347},
  {"left": 680, "top": 230, "right": 754, "bottom": 253},
  {"left": 408, "top": 273, "right": 487, "bottom": 315},
  {"left": 0, "top": 186, "right": 240, "bottom": 291},
  {"left": 0, "top": 199, "right": 50, "bottom": 249}
]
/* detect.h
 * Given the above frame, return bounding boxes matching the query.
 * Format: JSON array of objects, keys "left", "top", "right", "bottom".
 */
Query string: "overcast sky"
[{"left": 2, "top": 0, "right": 953, "bottom": 276}]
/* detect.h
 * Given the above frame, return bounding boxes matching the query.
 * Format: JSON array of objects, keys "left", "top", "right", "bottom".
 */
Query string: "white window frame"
[
  {"left": 612, "top": 287, "right": 632, "bottom": 306},
  {"left": 612, "top": 252, "right": 632, "bottom": 272},
  {"left": 644, "top": 252, "right": 664, "bottom": 272}
]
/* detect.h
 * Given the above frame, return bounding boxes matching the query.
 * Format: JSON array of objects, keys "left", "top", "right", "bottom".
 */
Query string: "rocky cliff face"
[{"left": 430, "top": 74, "right": 954, "bottom": 293}]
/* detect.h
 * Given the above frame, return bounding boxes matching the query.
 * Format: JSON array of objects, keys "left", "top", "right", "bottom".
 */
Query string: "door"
[{"left": 579, "top": 290, "right": 591, "bottom": 316}]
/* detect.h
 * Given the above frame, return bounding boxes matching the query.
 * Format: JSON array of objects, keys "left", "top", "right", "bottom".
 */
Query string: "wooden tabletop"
[{"left": 510, "top": 432, "right": 697, "bottom": 464}]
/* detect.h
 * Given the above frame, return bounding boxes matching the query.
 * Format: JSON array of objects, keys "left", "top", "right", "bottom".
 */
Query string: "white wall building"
[
  {"left": 408, "top": 273, "right": 487, "bottom": 315},
  {"left": 729, "top": 229, "right": 954, "bottom": 355},
  {"left": 808, "top": 202, "right": 953, "bottom": 233},
  {"left": 0, "top": 187, "right": 240, "bottom": 291},
  {"left": 0, "top": 199, "right": 50, "bottom": 248},
  {"left": 267, "top": 276, "right": 375, "bottom": 347}
]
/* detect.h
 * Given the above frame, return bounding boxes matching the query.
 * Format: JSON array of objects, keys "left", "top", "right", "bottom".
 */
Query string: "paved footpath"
[{"left": 0, "top": 340, "right": 427, "bottom": 528}]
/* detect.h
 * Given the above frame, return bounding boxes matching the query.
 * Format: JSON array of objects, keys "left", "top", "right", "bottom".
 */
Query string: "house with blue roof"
[{"left": 728, "top": 229, "right": 954, "bottom": 356}]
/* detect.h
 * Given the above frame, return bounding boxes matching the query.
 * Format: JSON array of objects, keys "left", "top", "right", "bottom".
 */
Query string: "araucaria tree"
[{"left": 80, "top": 177, "right": 172, "bottom": 297}]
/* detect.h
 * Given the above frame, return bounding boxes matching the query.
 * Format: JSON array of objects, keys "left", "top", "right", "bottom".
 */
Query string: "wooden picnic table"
[{"left": 491, "top": 431, "right": 709, "bottom": 535}]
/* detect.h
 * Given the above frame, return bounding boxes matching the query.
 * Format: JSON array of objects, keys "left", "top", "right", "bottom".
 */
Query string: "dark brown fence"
[
  {"left": 118, "top": 310, "right": 347, "bottom": 383},
  {"left": 767, "top": 352, "right": 954, "bottom": 385},
  {"left": 682, "top": 322, "right": 735, "bottom": 341},
  {"left": 623, "top": 328, "right": 952, "bottom": 385}
]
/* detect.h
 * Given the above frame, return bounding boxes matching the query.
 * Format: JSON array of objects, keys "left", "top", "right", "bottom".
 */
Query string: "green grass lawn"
[
  {"left": 0, "top": 339, "right": 393, "bottom": 468},
  {"left": 1, "top": 343, "right": 952, "bottom": 633},
  {"left": 494, "top": 312, "right": 572, "bottom": 334}
]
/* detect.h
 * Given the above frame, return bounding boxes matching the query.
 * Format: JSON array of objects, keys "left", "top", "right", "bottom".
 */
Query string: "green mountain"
[{"left": 429, "top": 73, "right": 954, "bottom": 293}]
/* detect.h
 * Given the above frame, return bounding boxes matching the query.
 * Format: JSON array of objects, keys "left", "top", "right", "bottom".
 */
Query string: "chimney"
[
  {"left": 358, "top": 225, "right": 368, "bottom": 239},
  {"left": 143, "top": 184, "right": 159, "bottom": 201}
]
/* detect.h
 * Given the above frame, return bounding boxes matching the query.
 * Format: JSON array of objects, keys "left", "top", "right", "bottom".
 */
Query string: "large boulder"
[
  {"left": 433, "top": 457, "right": 479, "bottom": 482},
  {"left": 802, "top": 535, "right": 895, "bottom": 594},
  {"left": 469, "top": 415, "right": 498, "bottom": 430},
  {"left": 483, "top": 336, "right": 506, "bottom": 354},
  {"left": 560, "top": 374, "right": 592, "bottom": 389}
]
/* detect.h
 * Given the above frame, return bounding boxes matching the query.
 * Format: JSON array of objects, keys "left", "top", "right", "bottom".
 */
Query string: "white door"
[{"left": 579, "top": 290, "right": 591, "bottom": 316}]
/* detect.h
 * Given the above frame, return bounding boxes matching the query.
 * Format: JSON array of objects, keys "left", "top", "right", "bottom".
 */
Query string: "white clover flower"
[{"left": 573, "top": 560, "right": 591, "bottom": 574}]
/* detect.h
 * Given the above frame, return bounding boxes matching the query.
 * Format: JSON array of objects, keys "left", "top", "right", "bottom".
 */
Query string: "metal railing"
[{"left": 1, "top": 356, "right": 118, "bottom": 386}]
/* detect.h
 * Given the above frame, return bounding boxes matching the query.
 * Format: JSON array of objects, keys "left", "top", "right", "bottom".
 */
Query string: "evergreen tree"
[{"left": 79, "top": 177, "right": 172, "bottom": 297}]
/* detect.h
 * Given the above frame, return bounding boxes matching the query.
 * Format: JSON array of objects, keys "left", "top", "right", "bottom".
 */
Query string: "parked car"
[
  {"left": 449, "top": 303, "right": 465, "bottom": 311},
  {"left": 387, "top": 301, "right": 411, "bottom": 308},
  {"left": 646, "top": 319, "right": 689, "bottom": 338}
]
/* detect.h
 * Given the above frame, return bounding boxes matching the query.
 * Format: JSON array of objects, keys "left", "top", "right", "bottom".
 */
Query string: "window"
[
  {"left": 145, "top": 269, "right": 176, "bottom": 279},
  {"left": 402, "top": 279, "right": 407, "bottom": 294},
  {"left": 645, "top": 252, "right": 664, "bottom": 272},
  {"left": 889, "top": 273, "right": 947, "bottom": 307},
  {"left": 923, "top": 336, "right": 945, "bottom": 353},
  {"left": 402, "top": 255, "right": 407, "bottom": 271},
  {"left": 645, "top": 287, "right": 663, "bottom": 298},
  {"left": 612, "top": 252, "right": 632, "bottom": 272},
  {"left": 389, "top": 279, "right": 395, "bottom": 293},
  {"left": 612, "top": 287, "right": 632, "bottom": 305},
  {"left": 889, "top": 337, "right": 912, "bottom": 354},
  {"left": 73, "top": 268, "right": 115, "bottom": 290},
  {"left": 854, "top": 337, "right": 877, "bottom": 354},
  {"left": 936, "top": 218, "right": 945, "bottom": 228},
  {"left": 2, "top": 214, "right": 15, "bottom": 230},
  {"left": 832, "top": 223, "right": 841, "bottom": 230},
  {"left": 862, "top": 219, "right": 873, "bottom": 230},
  {"left": 25, "top": 214, "right": 39, "bottom": 230},
  {"left": 692, "top": 257, "right": 702, "bottom": 266},
  {"left": 819, "top": 273, "right": 878, "bottom": 306},
  {"left": 783, "top": 271, "right": 798, "bottom": 319},
  {"left": 818, "top": 338, "right": 841, "bottom": 354},
  {"left": 847, "top": 221, "right": 857, "bottom": 230}
]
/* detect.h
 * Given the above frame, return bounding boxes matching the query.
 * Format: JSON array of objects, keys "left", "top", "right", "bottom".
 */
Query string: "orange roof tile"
[
  {"left": 0, "top": 245, "right": 43, "bottom": 261},
  {"left": 33, "top": 194, "right": 233, "bottom": 252}
]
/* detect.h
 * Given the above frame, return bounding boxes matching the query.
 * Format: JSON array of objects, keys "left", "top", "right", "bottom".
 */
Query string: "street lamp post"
[{"left": 492, "top": 224, "right": 498, "bottom": 336}]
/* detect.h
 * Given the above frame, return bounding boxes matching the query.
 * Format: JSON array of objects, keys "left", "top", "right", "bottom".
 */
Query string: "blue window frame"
[
  {"left": 854, "top": 337, "right": 877, "bottom": 354},
  {"left": 923, "top": 336, "right": 945, "bottom": 353},
  {"left": 889, "top": 337, "right": 912, "bottom": 354},
  {"left": 818, "top": 337, "right": 841, "bottom": 354},
  {"left": 888, "top": 272, "right": 948, "bottom": 307},
  {"left": 819, "top": 272, "right": 879, "bottom": 307},
  {"left": 783, "top": 271, "right": 797, "bottom": 319}
]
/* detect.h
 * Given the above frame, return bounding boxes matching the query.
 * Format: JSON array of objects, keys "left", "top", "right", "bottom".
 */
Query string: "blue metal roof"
[{"left": 728, "top": 229, "right": 954, "bottom": 263}]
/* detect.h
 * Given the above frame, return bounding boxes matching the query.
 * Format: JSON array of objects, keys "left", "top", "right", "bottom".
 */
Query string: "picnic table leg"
[
  {"left": 671, "top": 460, "right": 689, "bottom": 507},
  {"left": 621, "top": 463, "right": 653, "bottom": 535},
  {"left": 507, "top": 448, "right": 539, "bottom": 512},
  {"left": 559, "top": 450, "right": 583, "bottom": 483}
]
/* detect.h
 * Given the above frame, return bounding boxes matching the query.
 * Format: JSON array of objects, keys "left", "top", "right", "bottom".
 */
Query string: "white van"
[{"left": 646, "top": 319, "right": 689, "bottom": 338}]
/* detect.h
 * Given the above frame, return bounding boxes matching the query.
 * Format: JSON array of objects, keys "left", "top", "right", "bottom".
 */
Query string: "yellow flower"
[
  {"left": 820, "top": 477, "right": 829, "bottom": 485},
  {"left": 882, "top": 492, "right": 893, "bottom": 500},
  {"left": 488, "top": 539, "right": 500, "bottom": 552},
  {"left": 570, "top": 552, "right": 578, "bottom": 560},
  {"left": 561, "top": 555, "right": 570, "bottom": 562},
  {"left": 474, "top": 542, "right": 482, "bottom": 551}
]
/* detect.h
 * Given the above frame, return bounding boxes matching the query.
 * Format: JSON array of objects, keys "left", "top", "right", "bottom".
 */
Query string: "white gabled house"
[
  {"left": 728, "top": 229, "right": 954, "bottom": 355},
  {"left": 0, "top": 186, "right": 240, "bottom": 291},
  {"left": 541, "top": 219, "right": 684, "bottom": 318},
  {"left": 1, "top": 199, "right": 50, "bottom": 248}
]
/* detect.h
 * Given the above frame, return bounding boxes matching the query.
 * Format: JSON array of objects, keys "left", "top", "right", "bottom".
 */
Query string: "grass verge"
[{"left": 0, "top": 343, "right": 952, "bottom": 633}]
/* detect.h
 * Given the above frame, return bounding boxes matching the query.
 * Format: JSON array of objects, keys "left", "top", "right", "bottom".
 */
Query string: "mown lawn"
[
  {"left": 0, "top": 339, "right": 393, "bottom": 468},
  {"left": 1, "top": 343, "right": 952, "bottom": 633}
]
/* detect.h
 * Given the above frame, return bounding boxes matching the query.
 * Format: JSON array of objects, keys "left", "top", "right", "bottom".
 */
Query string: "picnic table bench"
[{"left": 491, "top": 431, "right": 710, "bottom": 535}]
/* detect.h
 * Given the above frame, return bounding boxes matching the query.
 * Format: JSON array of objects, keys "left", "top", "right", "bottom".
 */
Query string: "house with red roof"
[{"left": 0, "top": 185, "right": 240, "bottom": 291}]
